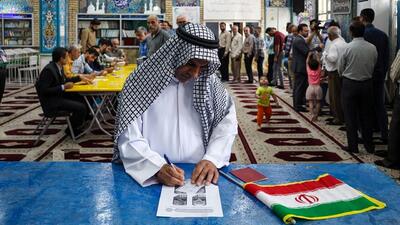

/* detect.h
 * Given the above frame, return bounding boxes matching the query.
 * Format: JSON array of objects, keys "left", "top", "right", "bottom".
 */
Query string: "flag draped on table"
[{"left": 243, "top": 174, "right": 386, "bottom": 224}]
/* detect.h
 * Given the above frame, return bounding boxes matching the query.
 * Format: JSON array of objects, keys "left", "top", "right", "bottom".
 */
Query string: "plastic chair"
[{"left": 17, "top": 54, "right": 39, "bottom": 84}]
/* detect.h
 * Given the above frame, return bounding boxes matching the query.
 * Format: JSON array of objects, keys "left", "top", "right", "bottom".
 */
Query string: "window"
[{"left": 318, "top": 0, "right": 332, "bottom": 22}]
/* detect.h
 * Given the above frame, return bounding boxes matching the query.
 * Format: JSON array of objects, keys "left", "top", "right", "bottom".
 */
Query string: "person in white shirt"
[
  {"left": 322, "top": 26, "right": 347, "bottom": 125},
  {"left": 230, "top": 25, "right": 243, "bottom": 83},
  {"left": 114, "top": 23, "right": 238, "bottom": 187}
]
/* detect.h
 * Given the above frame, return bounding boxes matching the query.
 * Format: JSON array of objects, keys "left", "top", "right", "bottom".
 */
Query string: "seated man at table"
[
  {"left": 96, "top": 38, "right": 116, "bottom": 73},
  {"left": 114, "top": 23, "right": 238, "bottom": 187},
  {"left": 36, "top": 47, "right": 88, "bottom": 135},
  {"left": 64, "top": 44, "right": 96, "bottom": 82},
  {"left": 107, "top": 38, "right": 126, "bottom": 62},
  {"left": 72, "top": 47, "right": 107, "bottom": 76}
]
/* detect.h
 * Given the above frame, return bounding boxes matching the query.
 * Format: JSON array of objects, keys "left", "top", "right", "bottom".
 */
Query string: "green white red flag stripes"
[{"left": 243, "top": 174, "right": 386, "bottom": 224}]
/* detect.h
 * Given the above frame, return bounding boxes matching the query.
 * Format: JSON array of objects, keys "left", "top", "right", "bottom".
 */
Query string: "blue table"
[{"left": 0, "top": 162, "right": 399, "bottom": 225}]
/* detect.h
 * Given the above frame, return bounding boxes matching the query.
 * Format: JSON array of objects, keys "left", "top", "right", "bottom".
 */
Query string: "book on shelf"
[
  {"left": 122, "top": 30, "right": 136, "bottom": 38},
  {"left": 100, "top": 29, "right": 120, "bottom": 38}
]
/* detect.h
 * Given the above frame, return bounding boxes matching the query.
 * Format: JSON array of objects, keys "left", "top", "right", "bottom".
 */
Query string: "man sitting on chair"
[{"left": 36, "top": 47, "right": 89, "bottom": 136}]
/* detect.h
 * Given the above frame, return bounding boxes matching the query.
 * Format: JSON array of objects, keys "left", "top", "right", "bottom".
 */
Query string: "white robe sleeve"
[
  {"left": 118, "top": 116, "right": 166, "bottom": 187},
  {"left": 203, "top": 96, "right": 238, "bottom": 168}
]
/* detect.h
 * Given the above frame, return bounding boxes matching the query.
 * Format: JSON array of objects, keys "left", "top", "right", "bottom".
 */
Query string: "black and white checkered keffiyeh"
[{"left": 113, "top": 23, "right": 231, "bottom": 162}]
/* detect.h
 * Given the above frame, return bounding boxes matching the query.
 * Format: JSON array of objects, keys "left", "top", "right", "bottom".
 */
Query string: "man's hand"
[
  {"left": 105, "top": 67, "right": 114, "bottom": 73},
  {"left": 64, "top": 82, "right": 74, "bottom": 89},
  {"left": 156, "top": 164, "right": 185, "bottom": 186},
  {"left": 78, "top": 75, "right": 93, "bottom": 84},
  {"left": 191, "top": 160, "right": 219, "bottom": 186}
]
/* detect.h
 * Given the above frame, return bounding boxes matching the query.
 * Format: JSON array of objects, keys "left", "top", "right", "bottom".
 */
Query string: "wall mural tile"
[
  {"left": 266, "top": 0, "right": 289, "bottom": 7},
  {"left": 0, "top": 0, "right": 33, "bottom": 13},
  {"left": 41, "top": 0, "right": 58, "bottom": 53},
  {"left": 172, "top": 0, "right": 199, "bottom": 7},
  {"left": 40, "top": 0, "right": 68, "bottom": 53},
  {"left": 107, "top": 0, "right": 144, "bottom": 13},
  {"left": 79, "top": 0, "right": 164, "bottom": 14}
]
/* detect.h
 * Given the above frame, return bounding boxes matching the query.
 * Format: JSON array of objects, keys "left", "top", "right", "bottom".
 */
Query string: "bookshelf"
[
  {"left": 77, "top": 14, "right": 164, "bottom": 47},
  {"left": 0, "top": 13, "right": 33, "bottom": 47}
]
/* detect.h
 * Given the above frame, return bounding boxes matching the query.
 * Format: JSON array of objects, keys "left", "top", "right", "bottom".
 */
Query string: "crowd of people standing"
[{"left": 216, "top": 8, "right": 399, "bottom": 170}]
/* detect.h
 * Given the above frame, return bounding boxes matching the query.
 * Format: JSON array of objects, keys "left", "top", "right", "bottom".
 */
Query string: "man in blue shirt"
[
  {"left": 135, "top": 26, "right": 148, "bottom": 58},
  {"left": 360, "top": 8, "right": 390, "bottom": 143}
]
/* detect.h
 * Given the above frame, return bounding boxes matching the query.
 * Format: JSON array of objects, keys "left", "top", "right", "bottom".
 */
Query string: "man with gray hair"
[
  {"left": 146, "top": 15, "right": 170, "bottom": 57},
  {"left": 64, "top": 44, "right": 95, "bottom": 81},
  {"left": 176, "top": 15, "right": 188, "bottom": 27},
  {"left": 107, "top": 38, "right": 126, "bottom": 61},
  {"left": 230, "top": 25, "right": 243, "bottom": 82},
  {"left": 322, "top": 25, "right": 347, "bottom": 125},
  {"left": 135, "top": 26, "right": 148, "bottom": 61}
]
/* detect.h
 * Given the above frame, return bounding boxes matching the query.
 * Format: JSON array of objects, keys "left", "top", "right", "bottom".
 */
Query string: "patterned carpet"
[{"left": 0, "top": 82, "right": 399, "bottom": 181}]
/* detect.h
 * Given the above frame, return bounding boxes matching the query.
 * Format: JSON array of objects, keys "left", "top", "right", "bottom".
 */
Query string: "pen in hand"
[{"left": 163, "top": 154, "right": 177, "bottom": 173}]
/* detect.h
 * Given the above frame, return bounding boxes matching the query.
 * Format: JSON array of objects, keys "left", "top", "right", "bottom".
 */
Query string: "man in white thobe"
[
  {"left": 114, "top": 23, "right": 238, "bottom": 187},
  {"left": 322, "top": 26, "right": 347, "bottom": 125}
]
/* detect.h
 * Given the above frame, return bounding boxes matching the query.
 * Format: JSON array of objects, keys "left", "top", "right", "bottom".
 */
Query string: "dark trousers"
[
  {"left": 218, "top": 48, "right": 230, "bottom": 81},
  {"left": 57, "top": 93, "right": 87, "bottom": 131},
  {"left": 373, "top": 78, "right": 388, "bottom": 140},
  {"left": 267, "top": 54, "right": 275, "bottom": 83},
  {"left": 244, "top": 54, "right": 254, "bottom": 83},
  {"left": 0, "top": 68, "right": 6, "bottom": 104},
  {"left": 327, "top": 71, "right": 344, "bottom": 123},
  {"left": 320, "top": 82, "right": 328, "bottom": 107},
  {"left": 387, "top": 87, "right": 400, "bottom": 163},
  {"left": 293, "top": 72, "right": 308, "bottom": 110},
  {"left": 256, "top": 57, "right": 264, "bottom": 81},
  {"left": 341, "top": 78, "right": 374, "bottom": 152}
]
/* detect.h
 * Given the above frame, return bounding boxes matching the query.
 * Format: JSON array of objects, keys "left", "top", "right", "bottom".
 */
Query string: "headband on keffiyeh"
[{"left": 113, "top": 23, "right": 231, "bottom": 162}]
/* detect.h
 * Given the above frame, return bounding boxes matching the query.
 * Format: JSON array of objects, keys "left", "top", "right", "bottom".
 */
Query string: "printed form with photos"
[{"left": 157, "top": 179, "right": 223, "bottom": 217}]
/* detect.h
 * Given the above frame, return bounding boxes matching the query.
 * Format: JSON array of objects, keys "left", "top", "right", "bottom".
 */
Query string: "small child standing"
[
  {"left": 256, "top": 76, "right": 279, "bottom": 128},
  {"left": 305, "top": 52, "right": 323, "bottom": 122}
]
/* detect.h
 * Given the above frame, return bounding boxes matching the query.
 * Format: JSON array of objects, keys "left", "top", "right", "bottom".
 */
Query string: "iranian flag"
[{"left": 243, "top": 174, "right": 386, "bottom": 224}]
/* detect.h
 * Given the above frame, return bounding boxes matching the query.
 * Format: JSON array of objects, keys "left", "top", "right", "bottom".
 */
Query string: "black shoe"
[
  {"left": 246, "top": 80, "right": 253, "bottom": 84},
  {"left": 344, "top": 147, "right": 359, "bottom": 153},
  {"left": 325, "top": 118, "right": 334, "bottom": 122},
  {"left": 379, "top": 138, "right": 388, "bottom": 145},
  {"left": 327, "top": 120, "right": 343, "bottom": 126},
  {"left": 277, "top": 85, "right": 284, "bottom": 89},
  {"left": 365, "top": 147, "right": 375, "bottom": 154},
  {"left": 374, "top": 159, "right": 400, "bottom": 170},
  {"left": 374, "top": 150, "right": 388, "bottom": 157},
  {"left": 295, "top": 107, "right": 308, "bottom": 113}
]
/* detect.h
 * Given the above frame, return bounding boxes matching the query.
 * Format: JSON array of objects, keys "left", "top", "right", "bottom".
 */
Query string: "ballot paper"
[{"left": 156, "top": 179, "right": 223, "bottom": 217}]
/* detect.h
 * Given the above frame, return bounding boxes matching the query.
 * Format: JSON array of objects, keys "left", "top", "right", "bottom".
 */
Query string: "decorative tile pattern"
[
  {"left": 41, "top": 0, "right": 58, "bottom": 53},
  {"left": 0, "top": 0, "right": 33, "bottom": 13},
  {"left": 106, "top": 0, "right": 144, "bottom": 13},
  {"left": 173, "top": 0, "right": 199, "bottom": 7},
  {"left": 266, "top": 0, "right": 288, "bottom": 7}
]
